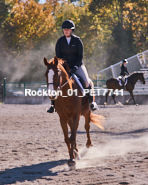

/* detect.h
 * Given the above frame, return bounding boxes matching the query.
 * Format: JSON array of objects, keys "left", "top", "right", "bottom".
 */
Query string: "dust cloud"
[
  {"left": 0, "top": 35, "right": 108, "bottom": 84},
  {"left": 0, "top": 41, "right": 56, "bottom": 83},
  {"left": 51, "top": 135, "right": 148, "bottom": 172},
  {"left": 76, "top": 135, "right": 148, "bottom": 169}
]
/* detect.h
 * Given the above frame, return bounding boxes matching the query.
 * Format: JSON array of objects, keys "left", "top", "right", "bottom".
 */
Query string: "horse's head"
[
  {"left": 44, "top": 56, "right": 62, "bottom": 100},
  {"left": 139, "top": 73, "right": 145, "bottom": 84}
]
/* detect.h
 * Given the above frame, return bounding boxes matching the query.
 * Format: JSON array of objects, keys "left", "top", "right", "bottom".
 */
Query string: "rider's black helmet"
[
  {"left": 61, "top": 20, "right": 75, "bottom": 31},
  {"left": 122, "top": 59, "right": 128, "bottom": 63}
]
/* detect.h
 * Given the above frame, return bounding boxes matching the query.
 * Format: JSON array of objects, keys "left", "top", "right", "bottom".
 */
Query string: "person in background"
[{"left": 120, "top": 59, "right": 129, "bottom": 89}]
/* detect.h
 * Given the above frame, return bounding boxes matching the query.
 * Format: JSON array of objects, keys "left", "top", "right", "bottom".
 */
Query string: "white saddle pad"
[{"left": 117, "top": 76, "right": 128, "bottom": 86}]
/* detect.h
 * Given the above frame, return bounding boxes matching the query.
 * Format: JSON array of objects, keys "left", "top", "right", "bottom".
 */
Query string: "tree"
[
  {"left": 3, "top": 0, "right": 57, "bottom": 51},
  {"left": 0, "top": 0, "right": 10, "bottom": 27},
  {"left": 85, "top": 0, "right": 148, "bottom": 67},
  {"left": 123, "top": 0, "right": 148, "bottom": 51}
]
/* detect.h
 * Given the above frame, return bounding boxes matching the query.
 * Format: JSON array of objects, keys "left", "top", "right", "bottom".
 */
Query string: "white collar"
[{"left": 66, "top": 37, "right": 71, "bottom": 45}]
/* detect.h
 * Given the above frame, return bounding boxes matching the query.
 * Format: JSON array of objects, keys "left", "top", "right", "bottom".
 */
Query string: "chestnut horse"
[
  {"left": 105, "top": 72, "right": 145, "bottom": 105},
  {"left": 44, "top": 56, "right": 104, "bottom": 168}
]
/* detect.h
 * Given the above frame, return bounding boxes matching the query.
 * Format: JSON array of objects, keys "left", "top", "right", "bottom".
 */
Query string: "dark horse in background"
[
  {"left": 105, "top": 72, "right": 145, "bottom": 105},
  {"left": 44, "top": 56, "right": 104, "bottom": 169}
]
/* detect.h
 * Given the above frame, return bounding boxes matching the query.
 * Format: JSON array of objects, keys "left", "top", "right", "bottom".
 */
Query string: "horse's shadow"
[
  {"left": 0, "top": 159, "right": 67, "bottom": 185},
  {"left": 77, "top": 128, "right": 148, "bottom": 138}
]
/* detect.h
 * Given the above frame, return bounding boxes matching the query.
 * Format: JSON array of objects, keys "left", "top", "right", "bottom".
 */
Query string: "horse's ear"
[
  {"left": 54, "top": 56, "right": 58, "bottom": 66},
  {"left": 44, "top": 57, "right": 48, "bottom": 66}
]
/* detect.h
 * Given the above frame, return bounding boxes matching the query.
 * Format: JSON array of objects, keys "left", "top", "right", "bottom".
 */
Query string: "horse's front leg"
[
  {"left": 104, "top": 89, "right": 110, "bottom": 105},
  {"left": 68, "top": 115, "right": 79, "bottom": 164},
  {"left": 68, "top": 119, "right": 79, "bottom": 157},
  {"left": 129, "top": 90, "right": 136, "bottom": 104},
  {"left": 60, "top": 118, "right": 71, "bottom": 156}
]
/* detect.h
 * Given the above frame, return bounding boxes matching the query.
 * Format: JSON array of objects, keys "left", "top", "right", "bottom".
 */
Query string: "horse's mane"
[
  {"left": 47, "top": 57, "right": 72, "bottom": 89},
  {"left": 57, "top": 59, "right": 72, "bottom": 89},
  {"left": 48, "top": 58, "right": 70, "bottom": 75},
  {"left": 58, "top": 59, "right": 70, "bottom": 74},
  {"left": 114, "top": 71, "right": 143, "bottom": 80},
  {"left": 129, "top": 71, "right": 143, "bottom": 77}
]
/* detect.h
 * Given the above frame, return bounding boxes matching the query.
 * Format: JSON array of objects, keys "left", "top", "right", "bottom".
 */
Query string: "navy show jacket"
[
  {"left": 120, "top": 64, "right": 129, "bottom": 76},
  {"left": 55, "top": 34, "right": 83, "bottom": 69}
]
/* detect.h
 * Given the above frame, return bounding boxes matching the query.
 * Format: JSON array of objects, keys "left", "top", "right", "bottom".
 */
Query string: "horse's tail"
[{"left": 90, "top": 113, "right": 105, "bottom": 130}]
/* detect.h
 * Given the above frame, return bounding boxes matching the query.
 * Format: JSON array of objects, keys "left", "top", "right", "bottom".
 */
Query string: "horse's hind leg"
[
  {"left": 112, "top": 89, "right": 117, "bottom": 104},
  {"left": 84, "top": 110, "right": 92, "bottom": 148}
]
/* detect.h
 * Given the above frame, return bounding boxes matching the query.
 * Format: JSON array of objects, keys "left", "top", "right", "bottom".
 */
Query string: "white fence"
[{"left": 97, "top": 50, "right": 148, "bottom": 87}]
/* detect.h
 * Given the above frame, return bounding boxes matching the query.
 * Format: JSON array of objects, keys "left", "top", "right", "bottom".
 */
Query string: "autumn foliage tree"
[
  {"left": 3, "top": 0, "right": 57, "bottom": 51},
  {"left": 78, "top": 0, "right": 148, "bottom": 68}
]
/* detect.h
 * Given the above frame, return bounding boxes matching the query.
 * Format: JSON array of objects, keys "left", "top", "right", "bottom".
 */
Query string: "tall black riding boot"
[
  {"left": 86, "top": 85, "right": 99, "bottom": 111},
  {"left": 47, "top": 100, "right": 55, "bottom": 113}
]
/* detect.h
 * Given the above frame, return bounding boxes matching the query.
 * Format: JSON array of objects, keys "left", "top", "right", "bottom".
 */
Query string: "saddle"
[
  {"left": 117, "top": 75, "right": 128, "bottom": 86},
  {"left": 71, "top": 73, "right": 93, "bottom": 96},
  {"left": 71, "top": 73, "right": 84, "bottom": 94},
  {"left": 71, "top": 73, "right": 98, "bottom": 111}
]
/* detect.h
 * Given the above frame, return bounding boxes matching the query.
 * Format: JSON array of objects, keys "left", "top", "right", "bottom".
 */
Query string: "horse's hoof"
[
  {"left": 76, "top": 155, "right": 81, "bottom": 160},
  {"left": 126, "top": 100, "right": 129, "bottom": 104},
  {"left": 68, "top": 159, "right": 76, "bottom": 165},
  {"left": 104, "top": 102, "right": 107, "bottom": 106},
  {"left": 116, "top": 103, "right": 119, "bottom": 106},
  {"left": 68, "top": 163, "right": 76, "bottom": 170},
  {"left": 68, "top": 159, "right": 76, "bottom": 170},
  {"left": 74, "top": 149, "right": 81, "bottom": 160},
  {"left": 118, "top": 101, "right": 123, "bottom": 107},
  {"left": 86, "top": 143, "right": 93, "bottom": 148},
  {"left": 136, "top": 104, "right": 138, "bottom": 106}
]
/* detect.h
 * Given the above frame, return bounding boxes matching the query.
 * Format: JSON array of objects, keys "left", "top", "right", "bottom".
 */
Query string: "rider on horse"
[
  {"left": 120, "top": 59, "right": 129, "bottom": 89},
  {"left": 47, "top": 20, "right": 98, "bottom": 113}
]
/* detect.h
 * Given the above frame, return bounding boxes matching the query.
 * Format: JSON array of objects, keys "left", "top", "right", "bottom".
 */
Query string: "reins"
[{"left": 59, "top": 76, "right": 72, "bottom": 89}]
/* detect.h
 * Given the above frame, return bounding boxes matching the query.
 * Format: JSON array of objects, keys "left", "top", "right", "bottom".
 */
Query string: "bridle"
[
  {"left": 47, "top": 65, "right": 72, "bottom": 90},
  {"left": 47, "top": 65, "right": 62, "bottom": 90}
]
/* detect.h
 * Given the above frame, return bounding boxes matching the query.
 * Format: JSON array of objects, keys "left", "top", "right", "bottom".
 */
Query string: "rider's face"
[
  {"left": 63, "top": 28, "right": 72, "bottom": 38},
  {"left": 123, "top": 62, "right": 126, "bottom": 66}
]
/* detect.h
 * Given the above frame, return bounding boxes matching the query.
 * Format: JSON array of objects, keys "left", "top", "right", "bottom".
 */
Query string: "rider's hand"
[{"left": 71, "top": 66, "right": 78, "bottom": 74}]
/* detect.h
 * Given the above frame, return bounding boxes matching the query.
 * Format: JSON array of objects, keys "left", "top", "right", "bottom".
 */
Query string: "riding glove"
[{"left": 71, "top": 66, "right": 78, "bottom": 74}]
